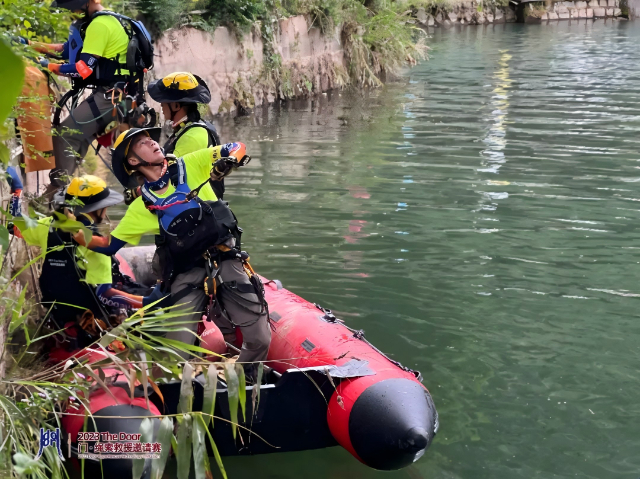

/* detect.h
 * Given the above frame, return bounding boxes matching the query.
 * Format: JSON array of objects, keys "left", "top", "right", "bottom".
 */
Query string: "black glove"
[{"left": 212, "top": 158, "right": 234, "bottom": 178}]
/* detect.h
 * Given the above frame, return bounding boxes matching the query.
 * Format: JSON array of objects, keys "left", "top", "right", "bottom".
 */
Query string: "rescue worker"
[
  {"left": 11, "top": 174, "right": 162, "bottom": 349},
  {"left": 36, "top": 0, "right": 152, "bottom": 188},
  {"left": 73, "top": 128, "right": 271, "bottom": 374},
  {"left": 136, "top": 72, "right": 224, "bottom": 200}
]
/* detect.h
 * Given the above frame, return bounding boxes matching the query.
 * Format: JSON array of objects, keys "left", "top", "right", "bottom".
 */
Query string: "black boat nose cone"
[
  {"left": 404, "top": 426, "right": 429, "bottom": 452},
  {"left": 348, "top": 378, "right": 438, "bottom": 470}
]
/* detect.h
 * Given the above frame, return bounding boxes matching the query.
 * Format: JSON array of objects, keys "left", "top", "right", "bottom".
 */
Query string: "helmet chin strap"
[
  {"left": 129, "top": 150, "right": 165, "bottom": 169},
  {"left": 144, "top": 162, "right": 171, "bottom": 191}
]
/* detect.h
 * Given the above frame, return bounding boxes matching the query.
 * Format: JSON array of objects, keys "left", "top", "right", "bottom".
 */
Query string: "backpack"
[
  {"left": 140, "top": 158, "right": 241, "bottom": 281},
  {"left": 93, "top": 11, "right": 154, "bottom": 75}
]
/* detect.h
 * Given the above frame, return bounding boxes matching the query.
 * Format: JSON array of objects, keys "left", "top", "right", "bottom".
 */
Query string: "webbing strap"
[
  {"left": 172, "top": 283, "right": 202, "bottom": 305},
  {"left": 87, "top": 95, "right": 108, "bottom": 132}
]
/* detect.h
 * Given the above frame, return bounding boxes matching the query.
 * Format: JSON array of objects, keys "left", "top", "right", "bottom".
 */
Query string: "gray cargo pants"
[
  {"left": 52, "top": 87, "right": 118, "bottom": 175},
  {"left": 168, "top": 260, "right": 271, "bottom": 366}
]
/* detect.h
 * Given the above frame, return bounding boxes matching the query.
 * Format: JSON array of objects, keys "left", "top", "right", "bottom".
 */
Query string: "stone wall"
[
  {"left": 414, "top": 0, "right": 624, "bottom": 26},
  {"left": 415, "top": 3, "right": 516, "bottom": 26},
  {"left": 150, "top": 16, "right": 346, "bottom": 116},
  {"left": 542, "top": 0, "right": 622, "bottom": 20}
]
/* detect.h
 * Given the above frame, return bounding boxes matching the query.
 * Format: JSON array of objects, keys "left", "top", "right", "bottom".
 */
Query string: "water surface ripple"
[{"left": 150, "top": 20, "right": 640, "bottom": 479}]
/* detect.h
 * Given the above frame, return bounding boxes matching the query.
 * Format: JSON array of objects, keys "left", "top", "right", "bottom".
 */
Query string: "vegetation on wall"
[{"left": 115, "top": 0, "right": 428, "bottom": 89}]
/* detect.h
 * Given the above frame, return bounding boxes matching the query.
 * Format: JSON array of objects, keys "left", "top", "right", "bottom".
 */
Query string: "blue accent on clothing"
[
  {"left": 58, "top": 62, "right": 79, "bottom": 75},
  {"left": 62, "top": 41, "right": 70, "bottom": 60},
  {"left": 91, "top": 236, "right": 127, "bottom": 256},
  {"left": 6, "top": 166, "right": 23, "bottom": 192}
]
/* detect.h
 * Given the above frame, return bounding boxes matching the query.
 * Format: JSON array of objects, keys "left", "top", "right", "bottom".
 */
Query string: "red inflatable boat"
[{"left": 58, "top": 246, "right": 438, "bottom": 476}]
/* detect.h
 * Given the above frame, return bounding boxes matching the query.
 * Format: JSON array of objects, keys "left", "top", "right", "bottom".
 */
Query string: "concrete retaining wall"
[{"left": 149, "top": 16, "right": 346, "bottom": 116}]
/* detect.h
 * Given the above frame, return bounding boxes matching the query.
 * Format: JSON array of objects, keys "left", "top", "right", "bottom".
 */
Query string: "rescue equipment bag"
[
  {"left": 140, "top": 158, "right": 241, "bottom": 281},
  {"left": 93, "top": 11, "right": 154, "bottom": 75},
  {"left": 67, "top": 11, "right": 153, "bottom": 88}
]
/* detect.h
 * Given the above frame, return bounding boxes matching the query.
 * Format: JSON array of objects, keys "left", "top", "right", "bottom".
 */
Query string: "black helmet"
[
  {"left": 53, "top": 175, "right": 124, "bottom": 215},
  {"left": 51, "top": 0, "right": 90, "bottom": 11},
  {"left": 147, "top": 72, "right": 211, "bottom": 104},
  {"left": 111, "top": 127, "right": 162, "bottom": 188}
]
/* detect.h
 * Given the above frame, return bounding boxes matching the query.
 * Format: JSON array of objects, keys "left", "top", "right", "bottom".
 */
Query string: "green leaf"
[
  {"left": 9, "top": 286, "right": 28, "bottom": 335},
  {"left": 201, "top": 415, "right": 227, "bottom": 479},
  {"left": 178, "top": 362, "right": 194, "bottom": 414},
  {"left": 0, "top": 143, "right": 10, "bottom": 166},
  {"left": 43, "top": 446, "right": 63, "bottom": 479},
  {"left": 50, "top": 211, "right": 92, "bottom": 241},
  {"left": 133, "top": 417, "right": 155, "bottom": 479},
  {"left": 192, "top": 414, "right": 208, "bottom": 479},
  {"left": 12, "top": 452, "right": 43, "bottom": 475},
  {"left": 151, "top": 417, "right": 173, "bottom": 479},
  {"left": 252, "top": 362, "right": 264, "bottom": 416},
  {"left": 0, "top": 224, "right": 9, "bottom": 251},
  {"left": 235, "top": 363, "right": 246, "bottom": 422},
  {"left": 176, "top": 414, "right": 193, "bottom": 479},
  {"left": 224, "top": 363, "right": 239, "bottom": 440},
  {"left": 202, "top": 364, "right": 217, "bottom": 428},
  {"left": 0, "top": 39, "right": 24, "bottom": 124}
]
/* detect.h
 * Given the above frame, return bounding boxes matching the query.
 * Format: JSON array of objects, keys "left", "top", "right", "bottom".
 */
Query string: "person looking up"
[
  {"left": 73, "top": 128, "right": 271, "bottom": 375},
  {"left": 123, "top": 72, "right": 224, "bottom": 203}
]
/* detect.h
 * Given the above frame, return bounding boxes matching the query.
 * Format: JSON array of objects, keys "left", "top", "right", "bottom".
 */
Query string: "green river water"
[{"left": 140, "top": 19, "right": 640, "bottom": 479}]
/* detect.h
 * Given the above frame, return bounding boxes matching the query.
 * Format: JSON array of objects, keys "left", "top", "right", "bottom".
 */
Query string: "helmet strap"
[
  {"left": 172, "top": 114, "right": 189, "bottom": 129},
  {"left": 145, "top": 161, "right": 170, "bottom": 191}
]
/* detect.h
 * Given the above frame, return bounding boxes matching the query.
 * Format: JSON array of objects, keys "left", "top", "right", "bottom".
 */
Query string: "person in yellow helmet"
[
  {"left": 13, "top": 175, "right": 161, "bottom": 349},
  {"left": 142, "top": 72, "right": 224, "bottom": 198},
  {"left": 74, "top": 128, "right": 270, "bottom": 375}
]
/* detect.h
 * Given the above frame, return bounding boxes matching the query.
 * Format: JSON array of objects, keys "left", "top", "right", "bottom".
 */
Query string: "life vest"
[
  {"left": 163, "top": 121, "right": 225, "bottom": 199},
  {"left": 69, "top": 11, "right": 153, "bottom": 89},
  {"left": 163, "top": 120, "right": 221, "bottom": 154},
  {"left": 140, "top": 158, "right": 241, "bottom": 282}
]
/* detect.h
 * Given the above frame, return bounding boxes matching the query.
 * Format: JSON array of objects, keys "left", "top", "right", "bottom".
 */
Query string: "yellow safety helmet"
[
  {"left": 54, "top": 175, "right": 124, "bottom": 214},
  {"left": 111, "top": 127, "right": 162, "bottom": 188},
  {"left": 147, "top": 72, "right": 211, "bottom": 105}
]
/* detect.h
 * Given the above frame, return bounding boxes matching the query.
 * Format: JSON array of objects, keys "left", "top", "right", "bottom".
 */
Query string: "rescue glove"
[
  {"left": 142, "top": 283, "right": 170, "bottom": 309},
  {"left": 212, "top": 155, "right": 251, "bottom": 179}
]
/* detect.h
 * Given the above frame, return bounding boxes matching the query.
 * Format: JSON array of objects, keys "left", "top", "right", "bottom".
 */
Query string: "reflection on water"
[{"left": 112, "top": 19, "right": 640, "bottom": 479}]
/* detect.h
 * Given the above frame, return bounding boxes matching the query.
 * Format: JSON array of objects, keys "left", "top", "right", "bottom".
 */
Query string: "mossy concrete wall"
[{"left": 149, "top": 16, "right": 346, "bottom": 116}]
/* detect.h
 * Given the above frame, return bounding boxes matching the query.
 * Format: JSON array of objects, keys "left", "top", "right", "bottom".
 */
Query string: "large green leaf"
[
  {"left": 132, "top": 417, "right": 154, "bottom": 479},
  {"left": 176, "top": 414, "right": 193, "bottom": 479},
  {"left": 178, "top": 362, "right": 194, "bottom": 414},
  {"left": 235, "top": 363, "right": 246, "bottom": 422},
  {"left": 252, "top": 362, "right": 264, "bottom": 416},
  {"left": 201, "top": 415, "right": 227, "bottom": 479},
  {"left": 0, "top": 39, "right": 24, "bottom": 124},
  {"left": 0, "top": 224, "right": 9, "bottom": 251},
  {"left": 12, "top": 452, "right": 43, "bottom": 475},
  {"left": 151, "top": 417, "right": 173, "bottom": 479},
  {"left": 202, "top": 364, "right": 217, "bottom": 428},
  {"left": 224, "top": 363, "right": 239, "bottom": 440},
  {"left": 192, "top": 415, "right": 208, "bottom": 479}
]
